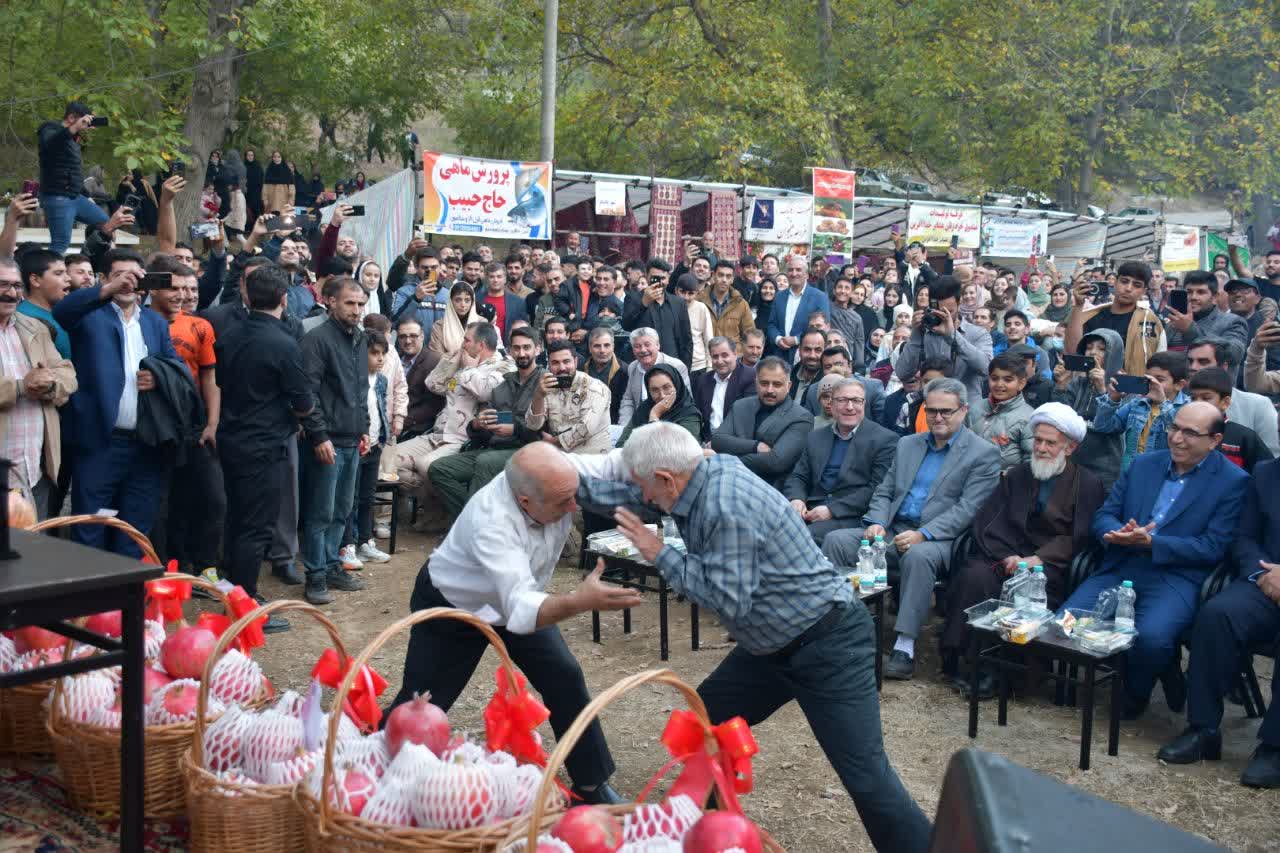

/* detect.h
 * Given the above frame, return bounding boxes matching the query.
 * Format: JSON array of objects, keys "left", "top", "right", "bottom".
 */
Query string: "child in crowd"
[
  {"left": 1186, "top": 367, "right": 1273, "bottom": 473},
  {"left": 1091, "top": 350, "right": 1190, "bottom": 473},
  {"left": 1002, "top": 309, "right": 1052, "bottom": 381},
  {"left": 339, "top": 332, "right": 393, "bottom": 569},
  {"left": 967, "top": 351, "right": 1034, "bottom": 470},
  {"left": 880, "top": 358, "right": 952, "bottom": 436},
  {"left": 1051, "top": 329, "right": 1126, "bottom": 490}
]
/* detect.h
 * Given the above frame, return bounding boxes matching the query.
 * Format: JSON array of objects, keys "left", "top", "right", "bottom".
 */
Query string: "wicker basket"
[
  {"left": 0, "top": 515, "right": 151, "bottom": 757},
  {"left": 296, "top": 606, "right": 561, "bottom": 852},
  {"left": 500, "top": 669, "right": 786, "bottom": 852},
  {"left": 183, "top": 600, "right": 349, "bottom": 853}
]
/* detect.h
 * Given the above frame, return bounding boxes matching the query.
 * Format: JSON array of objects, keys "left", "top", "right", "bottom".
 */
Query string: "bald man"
[{"left": 385, "top": 443, "right": 640, "bottom": 803}]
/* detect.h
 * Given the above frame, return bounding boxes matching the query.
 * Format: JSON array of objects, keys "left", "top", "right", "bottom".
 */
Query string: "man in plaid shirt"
[{"left": 578, "top": 422, "right": 931, "bottom": 853}]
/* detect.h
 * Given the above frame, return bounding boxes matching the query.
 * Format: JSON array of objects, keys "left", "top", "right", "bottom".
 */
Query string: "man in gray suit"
[
  {"left": 894, "top": 275, "right": 993, "bottom": 403},
  {"left": 801, "top": 345, "right": 886, "bottom": 423},
  {"left": 824, "top": 377, "right": 1002, "bottom": 680},
  {"left": 784, "top": 378, "right": 898, "bottom": 545},
  {"left": 617, "top": 327, "right": 690, "bottom": 426},
  {"left": 711, "top": 356, "right": 813, "bottom": 489}
]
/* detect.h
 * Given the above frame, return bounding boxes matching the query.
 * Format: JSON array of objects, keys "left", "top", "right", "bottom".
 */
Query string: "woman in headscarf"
[
  {"left": 753, "top": 277, "right": 776, "bottom": 327},
  {"left": 1024, "top": 271, "right": 1051, "bottom": 317},
  {"left": 355, "top": 260, "right": 388, "bottom": 318},
  {"left": 262, "top": 150, "right": 293, "bottom": 214},
  {"left": 1042, "top": 284, "right": 1073, "bottom": 324},
  {"left": 205, "top": 149, "right": 228, "bottom": 214},
  {"left": 958, "top": 281, "right": 982, "bottom": 325},
  {"left": 428, "top": 282, "right": 481, "bottom": 355},
  {"left": 877, "top": 285, "right": 903, "bottom": 330},
  {"left": 619, "top": 363, "right": 702, "bottom": 446},
  {"left": 811, "top": 373, "right": 844, "bottom": 430},
  {"left": 243, "top": 148, "right": 264, "bottom": 226}
]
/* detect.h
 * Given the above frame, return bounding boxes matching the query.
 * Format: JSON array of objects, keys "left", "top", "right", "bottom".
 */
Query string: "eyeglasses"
[
  {"left": 0, "top": 281, "right": 21, "bottom": 291},
  {"left": 832, "top": 396, "right": 866, "bottom": 407},
  {"left": 924, "top": 406, "right": 962, "bottom": 419},
  {"left": 1167, "top": 424, "right": 1215, "bottom": 440}
]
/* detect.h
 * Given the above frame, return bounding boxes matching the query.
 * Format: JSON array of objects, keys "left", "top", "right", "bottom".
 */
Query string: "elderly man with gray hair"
[
  {"left": 823, "top": 377, "right": 1002, "bottom": 681},
  {"left": 938, "top": 402, "right": 1108, "bottom": 698},
  {"left": 590, "top": 422, "right": 932, "bottom": 853},
  {"left": 616, "top": 327, "right": 689, "bottom": 426},
  {"left": 386, "top": 442, "right": 641, "bottom": 805}
]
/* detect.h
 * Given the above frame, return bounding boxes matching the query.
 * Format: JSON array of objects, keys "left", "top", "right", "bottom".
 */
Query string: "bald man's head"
[
  {"left": 1168, "top": 399, "right": 1224, "bottom": 470},
  {"left": 506, "top": 443, "right": 579, "bottom": 524}
]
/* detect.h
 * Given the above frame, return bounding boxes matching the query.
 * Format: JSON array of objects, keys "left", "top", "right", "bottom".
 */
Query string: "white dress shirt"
[
  {"left": 111, "top": 302, "right": 147, "bottom": 430},
  {"left": 781, "top": 284, "right": 806, "bottom": 344},
  {"left": 427, "top": 449, "right": 629, "bottom": 634},
  {"left": 710, "top": 371, "right": 730, "bottom": 431}
]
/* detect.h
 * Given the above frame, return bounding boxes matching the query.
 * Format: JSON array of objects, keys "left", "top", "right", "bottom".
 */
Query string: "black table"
[
  {"left": 966, "top": 620, "right": 1127, "bottom": 770},
  {"left": 373, "top": 478, "right": 402, "bottom": 555},
  {"left": 857, "top": 584, "right": 890, "bottom": 691},
  {"left": 581, "top": 537, "right": 699, "bottom": 662},
  {"left": 0, "top": 529, "right": 164, "bottom": 852}
]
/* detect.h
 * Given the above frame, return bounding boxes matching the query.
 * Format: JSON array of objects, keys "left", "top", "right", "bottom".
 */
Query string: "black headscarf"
[{"left": 630, "top": 363, "right": 700, "bottom": 429}]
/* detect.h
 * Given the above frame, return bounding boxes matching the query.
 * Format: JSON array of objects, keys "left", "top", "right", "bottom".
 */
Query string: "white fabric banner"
[
  {"left": 594, "top": 181, "right": 627, "bottom": 216},
  {"left": 979, "top": 215, "right": 1049, "bottom": 258},
  {"left": 743, "top": 195, "right": 813, "bottom": 244},
  {"left": 319, "top": 168, "right": 418, "bottom": 280}
]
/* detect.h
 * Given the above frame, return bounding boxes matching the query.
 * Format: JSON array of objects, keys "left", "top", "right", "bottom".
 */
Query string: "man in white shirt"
[
  {"left": 692, "top": 336, "right": 756, "bottom": 440},
  {"left": 386, "top": 443, "right": 641, "bottom": 804}
]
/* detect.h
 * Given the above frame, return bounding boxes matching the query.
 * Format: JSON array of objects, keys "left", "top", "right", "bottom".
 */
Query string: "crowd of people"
[{"left": 4, "top": 101, "right": 1280, "bottom": 846}]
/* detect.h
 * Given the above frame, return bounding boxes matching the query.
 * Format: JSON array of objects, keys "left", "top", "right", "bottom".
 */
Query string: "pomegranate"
[
  {"left": 12, "top": 647, "right": 64, "bottom": 670},
  {"left": 682, "top": 811, "right": 763, "bottom": 853},
  {"left": 384, "top": 692, "right": 451, "bottom": 757},
  {"left": 160, "top": 680, "right": 200, "bottom": 719},
  {"left": 160, "top": 625, "right": 217, "bottom": 679},
  {"left": 84, "top": 611, "right": 123, "bottom": 638},
  {"left": 551, "top": 805, "right": 624, "bottom": 853},
  {"left": 333, "top": 766, "right": 376, "bottom": 816},
  {"left": 142, "top": 667, "right": 174, "bottom": 704},
  {"left": 13, "top": 625, "right": 65, "bottom": 653},
  {"left": 146, "top": 678, "right": 210, "bottom": 725}
]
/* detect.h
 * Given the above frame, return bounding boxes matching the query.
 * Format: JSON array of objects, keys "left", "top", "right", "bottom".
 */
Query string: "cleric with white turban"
[{"left": 1028, "top": 401, "right": 1087, "bottom": 445}]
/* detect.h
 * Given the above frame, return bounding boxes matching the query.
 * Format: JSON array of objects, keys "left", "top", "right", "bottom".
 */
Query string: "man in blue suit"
[
  {"left": 1156, "top": 457, "right": 1280, "bottom": 787},
  {"left": 767, "top": 255, "right": 830, "bottom": 359},
  {"left": 53, "top": 248, "right": 178, "bottom": 556},
  {"left": 1062, "top": 401, "right": 1250, "bottom": 718}
]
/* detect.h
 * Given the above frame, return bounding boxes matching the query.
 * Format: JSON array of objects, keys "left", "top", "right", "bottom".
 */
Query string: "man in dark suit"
[
  {"left": 767, "top": 255, "right": 830, "bottom": 358},
  {"left": 1062, "top": 401, "right": 1250, "bottom": 718},
  {"left": 396, "top": 317, "right": 444, "bottom": 438},
  {"left": 1157, "top": 457, "right": 1280, "bottom": 787},
  {"left": 711, "top": 356, "right": 813, "bottom": 489},
  {"left": 783, "top": 378, "right": 897, "bottom": 545},
  {"left": 622, "top": 259, "right": 692, "bottom": 367},
  {"left": 53, "top": 248, "right": 179, "bottom": 556},
  {"left": 692, "top": 336, "right": 755, "bottom": 440},
  {"left": 478, "top": 262, "right": 529, "bottom": 342}
]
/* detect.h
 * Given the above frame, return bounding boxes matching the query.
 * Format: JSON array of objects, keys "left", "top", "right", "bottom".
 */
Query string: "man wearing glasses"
[
  {"left": 783, "top": 378, "right": 897, "bottom": 546},
  {"left": 823, "top": 377, "right": 1002, "bottom": 681},
  {"left": 1060, "top": 400, "right": 1249, "bottom": 720}
]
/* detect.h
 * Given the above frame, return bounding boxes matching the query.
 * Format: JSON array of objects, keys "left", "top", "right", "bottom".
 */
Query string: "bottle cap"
[
  {"left": 1121, "top": 580, "right": 1133, "bottom": 588},
  {"left": 1033, "top": 566, "right": 1044, "bottom": 573},
  {"left": 860, "top": 539, "right": 870, "bottom": 545},
  {"left": 1017, "top": 561, "right": 1028, "bottom": 568},
  {"left": 874, "top": 534, "right": 884, "bottom": 541}
]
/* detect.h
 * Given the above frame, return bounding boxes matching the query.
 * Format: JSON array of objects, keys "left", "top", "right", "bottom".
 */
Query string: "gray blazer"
[
  {"left": 783, "top": 419, "right": 898, "bottom": 519},
  {"left": 617, "top": 353, "right": 690, "bottom": 426},
  {"left": 804, "top": 374, "right": 885, "bottom": 423},
  {"left": 712, "top": 395, "right": 814, "bottom": 487},
  {"left": 894, "top": 321, "right": 993, "bottom": 403},
  {"left": 863, "top": 426, "right": 1001, "bottom": 541}
]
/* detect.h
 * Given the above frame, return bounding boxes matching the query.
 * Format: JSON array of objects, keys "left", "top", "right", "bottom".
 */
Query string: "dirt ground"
[{"left": 250, "top": 529, "right": 1280, "bottom": 851}]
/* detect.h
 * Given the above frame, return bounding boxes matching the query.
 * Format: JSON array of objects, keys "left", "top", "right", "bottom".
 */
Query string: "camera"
[
  {"left": 556, "top": 373, "right": 574, "bottom": 389},
  {"left": 922, "top": 299, "right": 944, "bottom": 329}
]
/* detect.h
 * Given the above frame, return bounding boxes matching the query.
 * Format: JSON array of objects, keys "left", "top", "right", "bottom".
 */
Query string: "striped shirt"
[{"left": 580, "top": 453, "right": 851, "bottom": 654}]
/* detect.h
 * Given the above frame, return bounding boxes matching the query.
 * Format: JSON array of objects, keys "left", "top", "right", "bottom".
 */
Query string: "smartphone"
[
  {"left": 140, "top": 272, "right": 174, "bottom": 290},
  {"left": 346, "top": 204, "right": 365, "bottom": 217},
  {"left": 1114, "top": 375, "right": 1151, "bottom": 395},
  {"left": 891, "top": 223, "right": 901, "bottom": 236},
  {"left": 123, "top": 193, "right": 142, "bottom": 211},
  {"left": 263, "top": 213, "right": 296, "bottom": 232},
  {"left": 1063, "top": 354, "right": 1095, "bottom": 372},
  {"left": 494, "top": 411, "right": 514, "bottom": 426},
  {"left": 190, "top": 222, "right": 219, "bottom": 240},
  {"left": 950, "top": 234, "right": 960, "bottom": 249},
  {"left": 1167, "top": 289, "right": 1189, "bottom": 314},
  {"left": 90, "top": 116, "right": 109, "bottom": 128},
  {"left": 21, "top": 180, "right": 38, "bottom": 197},
  {"left": 170, "top": 161, "right": 186, "bottom": 176}
]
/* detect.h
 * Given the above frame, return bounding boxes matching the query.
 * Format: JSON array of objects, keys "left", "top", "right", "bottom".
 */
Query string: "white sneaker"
[
  {"left": 338, "top": 544, "right": 364, "bottom": 570},
  {"left": 374, "top": 523, "right": 391, "bottom": 540},
  {"left": 358, "top": 540, "right": 391, "bottom": 563}
]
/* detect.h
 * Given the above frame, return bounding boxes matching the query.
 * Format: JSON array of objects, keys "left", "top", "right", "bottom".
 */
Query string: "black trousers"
[
  {"left": 158, "top": 444, "right": 226, "bottom": 570},
  {"left": 697, "top": 603, "right": 932, "bottom": 853},
  {"left": 387, "top": 566, "right": 616, "bottom": 787},
  {"left": 220, "top": 448, "right": 289, "bottom": 598},
  {"left": 1187, "top": 579, "right": 1280, "bottom": 745}
]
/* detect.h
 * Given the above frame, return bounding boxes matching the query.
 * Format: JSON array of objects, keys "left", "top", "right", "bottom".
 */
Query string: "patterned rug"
[{"left": 0, "top": 763, "right": 188, "bottom": 851}]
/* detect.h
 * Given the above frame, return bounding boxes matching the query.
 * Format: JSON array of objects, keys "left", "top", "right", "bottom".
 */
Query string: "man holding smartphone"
[{"left": 37, "top": 102, "right": 111, "bottom": 255}]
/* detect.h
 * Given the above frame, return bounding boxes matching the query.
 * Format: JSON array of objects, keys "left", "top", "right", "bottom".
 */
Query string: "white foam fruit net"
[
  {"left": 54, "top": 672, "right": 116, "bottom": 725},
  {"left": 384, "top": 742, "right": 441, "bottom": 787},
  {"left": 241, "top": 710, "right": 304, "bottom": 781},
  {"left": 209, "top": 649, "right": 265, "bottom": 706},
  {"left": 328, "top": 765, "right": 379, "bottom": 816},
  {"left": 619, "top": 839, "right": 685, "bottom": 853},
  {"left": 266, "top": 748, "right": 321, "bottom": 786},
  {"left": 0, "top": 634, "right": 17, "bottom": 671},
  {"left": 503, "top": 837, "right": 573, "bottom": 853},
  {"left": 492, "top": 763, "right": 553, "bottom": 821},
  {"left": 411, "top": 762, "right": 498, "bottom": 830},
  {"left": 335, "top": 729, "right": 392, "bottom": 781},
  {"left": 143, "top": 619, "right": 167, "bottom": 662},
  {"left": 623, "top": 794, "right": 703, "bottom": 843},
  {"left": 360, "top": 778, "right": 416, "bottom": 827},
  {"left": 203, "top": 703, "right": 252, "bottom": 772},
  {"left": 145, "top": 678, "right": 224, "bottom": 726}
]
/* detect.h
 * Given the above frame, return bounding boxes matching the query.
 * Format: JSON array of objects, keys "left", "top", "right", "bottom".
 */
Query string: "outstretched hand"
[{"left": 575, "top": 558, "right": 644, "bottom": 612}]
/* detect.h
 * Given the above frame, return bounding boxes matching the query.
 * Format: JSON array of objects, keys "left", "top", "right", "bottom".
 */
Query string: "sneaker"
[
  {"left": 338, "top": 544, "right": 364, "bottom": 571},
  {"left": 374, "top": 523, "right": 392, "bottom": 540},
  {"left": 251, "top": 594, "right": 291, "bottom": 633},
  {"left": 305, "top": 575, "right": 334, "bottom": 605},
  {"left": 357, "top": 540, "right": 391, "bottom": 563},
  {"left": 192, "top": 567, "right": 220, "bottom": 599},
  {"left": 325, "top": 569, "right": 366, "bottom": 592}
]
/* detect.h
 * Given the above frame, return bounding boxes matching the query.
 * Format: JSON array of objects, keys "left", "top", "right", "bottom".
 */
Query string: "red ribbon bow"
[
  {"left": 311, "top": 648, "right": 388, "bottom": 732},
  {"left": 652, "top": 709, "right": 759, "bottom": 811},
  {"left": 483, "top": 668, "right": 551, "bottom": 765},
  {"left": 145, "top": 561, "right": 190, "bottom": 623},
  {"left": 195, "top": 586, "right": 266, "bottom": 655}
]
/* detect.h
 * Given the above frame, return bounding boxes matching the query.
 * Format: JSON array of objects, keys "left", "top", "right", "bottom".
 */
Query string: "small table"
[
  {"left": 0, "top": 530, "right": 163, "bottom": 851},
  {"left": 582, "top": 531, "right": 698, "bottom": 662},
  {"left": 373, "top": 478, "right": 402, "bottom": 554},
  {"left": 966, "top": 621, "right": 1127, "bottom": 770},
  {"left": 856, "top": 584, "right": 891, "bottom": 691}
]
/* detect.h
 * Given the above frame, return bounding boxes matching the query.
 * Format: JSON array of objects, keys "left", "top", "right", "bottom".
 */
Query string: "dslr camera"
[{"left": 923, "top": 299, "right": 945, "bottom": 329}]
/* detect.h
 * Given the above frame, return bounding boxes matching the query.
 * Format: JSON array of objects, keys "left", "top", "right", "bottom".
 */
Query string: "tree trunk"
[
  {"left": 1250, "top": 191, "right": 1273, "bottom": 254},
  {"left": 1074, "top": 106, "right": 1105, "bottom": 214},
  {"left": 173, "top": 0, "right": 253, "bottom": 234}
]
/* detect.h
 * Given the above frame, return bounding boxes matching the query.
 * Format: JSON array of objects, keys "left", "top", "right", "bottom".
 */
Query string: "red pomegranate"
[
  {"left": 143, "top": 667, "right": 175, "bottom": 704},
  {"left": 384, "top": 692, "right": 451, "bottom": 757},
  {"left": 84, "top": 611, "right": 123, "bottom": 638},
  {"left": 13, "top": 625, "right": 65, "bottom": 653},
  {"left": 160, "top": 626, "right": 218, "bottom": 679},
  {"left": 161, "top": 681, "right": 200, "bottom": 719},
  {"left": 338, "top": 767, "right": 376, "bottom": 816},
  {"left": 551, "top": 805, "right": 624, "bottom": 853},
  {"left": 682, "top": 811, "right": 763, "bottom": 853}
]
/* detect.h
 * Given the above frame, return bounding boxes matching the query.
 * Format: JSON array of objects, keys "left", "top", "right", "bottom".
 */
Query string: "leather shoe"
[
  {"left": 884, "top": 650, "right": 915, "bottom": 681},
  {"left": 571, "top": 782, "right": 625, "bottom": 805},
  {"left": 325, "top": 569, "right": 366, "bottom": 592},
  {"left": 251, "top": 594, "right": 291, "bottom": 634},
  {"left": 1241, "top": 743, "right": 1280, "bottom": 789},
  {"left": 1160, "top": 664, "right": 1187, "bottom": 714},
  {"left": 305, "top": 576, "right": 334, "bottom": 605},
  {"left": 272, "top": 562, "right": 304, "bottom": 586},
  {"left": 958, "top": 669, "right": 996, "bottom": 701},
  {"left": 1157, "top": 727, "right": 1222, "bottom": 764}
]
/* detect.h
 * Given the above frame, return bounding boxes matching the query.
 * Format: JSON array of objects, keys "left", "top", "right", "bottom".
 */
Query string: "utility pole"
[{"left": 539, "top": 0, "right": 558, "bottom": 163}]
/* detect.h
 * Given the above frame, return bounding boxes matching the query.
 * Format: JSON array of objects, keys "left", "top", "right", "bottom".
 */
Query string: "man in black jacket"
[
  {"left": 37, "top": 101, "right": 111, "bottom": 255},
  {"left": 621, "top": 259, "right": 693, "bottom": 367},
  {"left": 298, "top": 278, "right": 369, "bottom": 605}
]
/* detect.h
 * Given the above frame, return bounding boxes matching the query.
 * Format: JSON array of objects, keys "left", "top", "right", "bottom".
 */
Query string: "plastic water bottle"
[
  {"left": 857, "top": 539, "right": 876, "bottom": 593},
  {"left": 1114, "top": 580, "right": 1136, "bottom": 630},
  {"left": 1003, "top": 561, "right": 1030, "bottom": 607},
  {"left": 1028, "top": 566, "right": 1048, "bottom": 613},
  {"left": 872, "top": 535, "right": 889, "bottom": 588}
]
